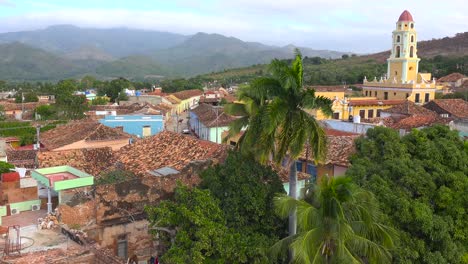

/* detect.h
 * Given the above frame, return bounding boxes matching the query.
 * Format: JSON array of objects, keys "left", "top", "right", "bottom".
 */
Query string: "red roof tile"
[
  {"left": 300, "top": 129, "right": 359, "bottom": 167},
  {"left": 437, "top": 73, "right": 466, "bottom": 82},
  {"left": 383, "top": 100, "right": 437, "bottom": 116},
  {"left": 170, "top": 89, "right": 203, "bottom": 100},
  {"left": 41, "top": 121, "right": 131, "bottom": 150},
  {"left": 191, "top": 104, "right": 237, "bottom": 127},
  {"left": 115, "top": 131, "right": 227, "bottom": 176},
  {"left": 425, "top": 99, "right": 468, "bottom": 119}
]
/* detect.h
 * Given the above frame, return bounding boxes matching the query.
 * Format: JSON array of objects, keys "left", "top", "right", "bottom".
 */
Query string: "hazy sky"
[{"left": 0, "top": 0, "right": 466, "bottom": 53}]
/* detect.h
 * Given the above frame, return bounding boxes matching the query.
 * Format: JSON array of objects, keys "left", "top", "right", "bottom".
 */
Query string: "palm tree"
[
  {"left": 225, "top": 50, "right": 333, "bottom": 237},
  {"left": 273, "top": 176, "right": 396, "bottom": 263}
]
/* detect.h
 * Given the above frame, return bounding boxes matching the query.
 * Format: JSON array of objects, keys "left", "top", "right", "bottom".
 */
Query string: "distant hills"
[
  {"left": 0, "top": 25, "right": 466, "bottom": 82},
  {"left": 0, "top": 25, "right": 349, "bottom": 81}
]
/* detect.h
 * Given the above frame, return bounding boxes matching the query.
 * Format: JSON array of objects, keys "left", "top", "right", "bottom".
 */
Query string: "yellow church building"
[{"left": 363, "top": 10, "right": 437, "bottom": 104}]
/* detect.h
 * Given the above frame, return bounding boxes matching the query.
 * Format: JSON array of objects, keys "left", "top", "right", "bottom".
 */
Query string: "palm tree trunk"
[
  {"left": 288, "top": 159, "right": 297, "bottom": 260},
  {"left": 288, "top": 159, "right": 298, "bottom": 232}
]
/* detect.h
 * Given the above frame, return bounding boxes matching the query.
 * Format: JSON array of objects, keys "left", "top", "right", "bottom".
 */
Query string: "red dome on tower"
[{"left": 398, "top": 10, "right": 414, "bottom": 21}]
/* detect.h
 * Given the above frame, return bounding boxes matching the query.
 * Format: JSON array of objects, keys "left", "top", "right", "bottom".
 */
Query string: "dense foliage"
[
  {"left": 0, "top": 121, "right": 65, "bottom": 145},
  {"left": 160, "top": 78, "right": 203, "bottom": 93},
  {"left": 274, "top": 177, "right": 395, "bottom": 263},
  {"left": 199, "top": 151, "right": 286, "bottom": 236},
  {"left": 346, "top": 126, "right": 468, "bottom": 264},
  {"left": 0, "top": 161, "right": 15, "bottom": 174},
  {"left": 146, "top": 151, "right": 287, "bottom": 263}
]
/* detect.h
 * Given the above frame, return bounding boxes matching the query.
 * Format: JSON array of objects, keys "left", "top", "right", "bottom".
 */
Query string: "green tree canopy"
[
  {"left": 199, "top": 150, "right": 286, "bottom": 237},
  {"left": 146, "top": 184, "right": 272, "bottom": 264},
  {"left": 346, "top": 126, "right": 468, "bottom": 263},
  {"left": 273, "top": 176, "right": 395, "bottom": 263},
  {"left": 15, "top": 91, "right": 39, "bottom": 103},
  {"left": 0, "top": 161, "right": 15, "bottom": 174},
  {"left": 146, "top": 151, "right": 290, "bottom": 263},
  {"left": 97, "top": 77, "right": 131, "bottom": 102}
]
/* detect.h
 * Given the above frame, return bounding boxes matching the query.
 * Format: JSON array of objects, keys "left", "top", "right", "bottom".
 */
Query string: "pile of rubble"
[
  {"left": 37, "top": 213, "right": 60, "bottom": 230},
  {"left": 68, "top": 228, "right": 88, "bottom": 240}
]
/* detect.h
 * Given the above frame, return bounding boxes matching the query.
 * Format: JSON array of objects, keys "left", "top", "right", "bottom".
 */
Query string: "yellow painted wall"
[
  {"left": 362, "top": 89, "right": 435, "bottom": 103},
  {"left": 389, "top": 61, "right": 403, "bottom": 80},
  {"left": 407, "top": 61, "right": 418, "bottom": 81}
]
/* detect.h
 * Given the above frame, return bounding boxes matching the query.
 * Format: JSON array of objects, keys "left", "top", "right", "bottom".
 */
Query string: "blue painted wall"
[{"left": 100, "top": 115, "right": 164, "bottom": 138}]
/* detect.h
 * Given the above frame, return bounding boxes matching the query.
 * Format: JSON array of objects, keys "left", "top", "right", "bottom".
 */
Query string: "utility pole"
[{"left": 21, "top": 92, "right": 24, "bottom": 120}]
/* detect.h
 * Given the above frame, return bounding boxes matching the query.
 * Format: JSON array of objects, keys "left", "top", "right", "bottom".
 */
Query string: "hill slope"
[
  {"left": 153, "top": 32, "right": 348, "bottom": 76},
  {"left": 0, "top": 42, "right": 84, "bottom": 80},
  {"left": 0, "top": 25, "right": 188, "bottom": 58}
]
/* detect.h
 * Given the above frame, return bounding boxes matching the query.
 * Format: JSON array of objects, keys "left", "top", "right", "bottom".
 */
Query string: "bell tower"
[{"left": 387, "top": 10, "right": 420, "bottom": 83}]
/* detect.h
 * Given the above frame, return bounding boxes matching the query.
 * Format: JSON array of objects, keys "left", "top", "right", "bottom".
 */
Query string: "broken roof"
[
  {"left": 38, "top": 147, "right": 115, "bottom": 176},
  {"left": 191, "top": 104, "right": 237, "bottom": 127},
  {"left": 115, "top": 131, "right": 227, "bottom": 176},
  {"left": 41, "top": 121, "right": 131, "bottom": 150}
]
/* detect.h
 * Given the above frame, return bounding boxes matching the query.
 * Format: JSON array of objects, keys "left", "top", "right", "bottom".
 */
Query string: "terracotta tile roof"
[
  {"left": 348, "top": 99, "right": 406, "bottom": 106},
  {"left": 0, "top": 102, "right": 47, "bottom": 111},
  {"left": 164, "top": 96, "right": 180, "bottom": 104},
  {"left": 191, "top": 104, "right": 237, "bottom": 127},
  {"left": 6, "top": 149, "right": 36, "bottom": 168},
  {"left": 299, "top": 129, "right": 359, "bottom": 167},
  {"left": 170, "top": 89, "right": 203, "bottom": 100},
  {"left": 41, "top": 121, "right": 131, "bottom": 150},
  {"left": 367, "top": 115, "right": 451, "bottom": 130},
  {"left": 38, "top": 147, "right": 115, "bottom": 176},
  {"left": 383, "top": 100, "right": 437, "bottom": 116},
  {"left": 437, "top": 72, "right": 466, "bottom": 82},
  {"left": 398, "top": 10, "right": 413, "bottom": 21},
  {"left": 115, "top": 131, "right": 227, "bottom": 176},
  {"left": 425, "top": 99, "right": 468, "bottom": 119}
]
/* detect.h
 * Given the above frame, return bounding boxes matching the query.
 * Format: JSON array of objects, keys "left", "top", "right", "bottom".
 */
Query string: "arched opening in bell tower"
[{"left": 396, "top": 46, "right": 401, "bottom": 58}]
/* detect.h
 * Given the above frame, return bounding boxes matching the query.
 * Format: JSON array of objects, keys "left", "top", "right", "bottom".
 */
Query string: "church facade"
[{"left": 362, "top": 10, "right": 437, "bottom": 104}]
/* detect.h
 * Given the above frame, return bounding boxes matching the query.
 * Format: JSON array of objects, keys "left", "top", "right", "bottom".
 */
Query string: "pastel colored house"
[
  {"left": 100, "top": 115, "right": 164, "bottom": 138},
  {"left": 31, "top": 166, "right": 94, "bottom": 213},
  {"left": 166, "top": 89, "right": 203, "bottom": 114},
  {"left": 0, "top": 172, "right": 40, "bottom": 225},
  {"left": 189, "top": 104, "right": 237, "bottom": 144}
]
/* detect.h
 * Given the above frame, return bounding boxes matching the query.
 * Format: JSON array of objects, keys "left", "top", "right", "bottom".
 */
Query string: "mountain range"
[{"left": 0, "top": 25, "right": 349, "bottom": 81}]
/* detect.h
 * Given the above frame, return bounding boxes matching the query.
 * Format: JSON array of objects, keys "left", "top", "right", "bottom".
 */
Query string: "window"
[
  {"left": 333, "top": 113, "right": 340, "bottom": 119},
  {"left": 365, "top": 91, "right": 368, "bottom": 96},
  {"left": 410, "top": 46, "right": 414, "bottom": 57},
  {"left": 375, "top": 91, "right": 377, "bottom": 96},
  {"left": 384, "top": 92, "right": 388, "bottom": 100},
  {"left": 395, "top": 46, "right": 401, "bottom": 58},
  {"left": 296, "top": 161, "right": 303, "bottom": 172},
  {"left": 406, "top": 93, "right": 409, "bottom": 98},
  {"left": 411, "top": 35, "right": 414, "bottom": 42},
  {"left": 394, "top": 92, "right": 397, "bottom": 96},
  {"left": 142, "top": 125, "right": 151, "bottom": 137},
  {"left": 415, "top": 93, "right": 420, "bottom": 103},
  {"left": 424, "top": 93, "right": 430, "bottom": 103},
  {"left": 395, "top": 71, "right": 398, "bottom": 76},
  {"left": 411, "top": 23, "right": 414, "bottom": 29},
  {"left": 396, "top": 35, "right": 400, "bottom": 42},
  {"left": 117, "top": 235, "right": 128, "bottom": 260},
  {"left": 409, "top": 66, "right": 413, "bottom": 71},
  {"left": 377, "top": 109, "right": 382, "bottom": 117},
  {"left": 359, "top": 110, "right": 365, "bottom": 119},
  {"left": 368, "top": 110, "right": 374, "bottom": 118}
]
